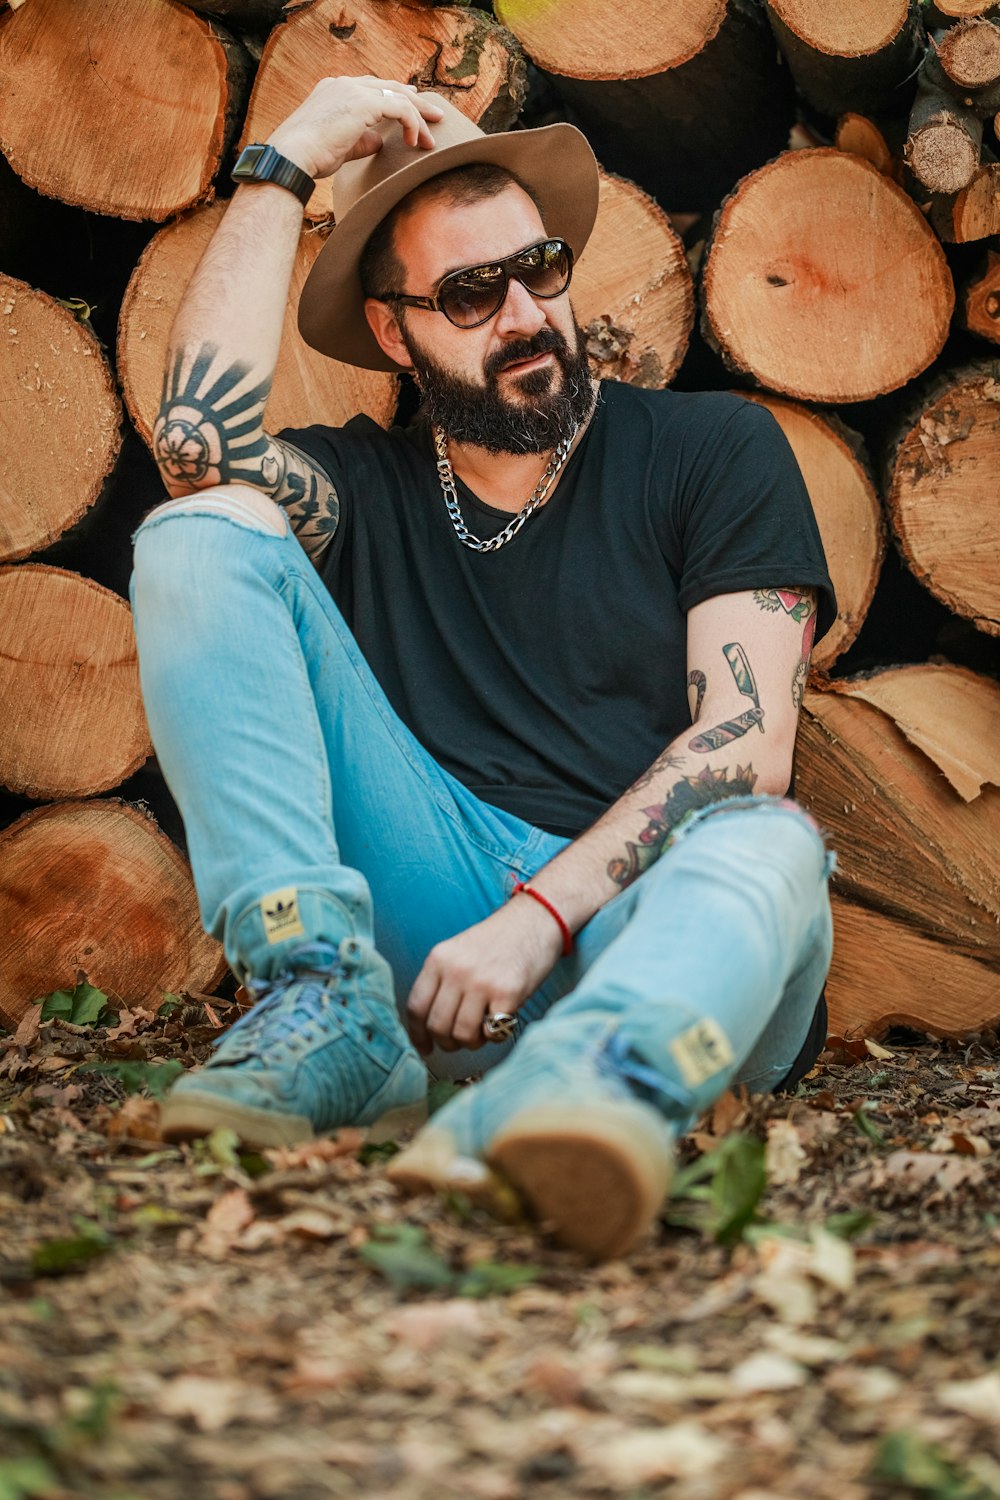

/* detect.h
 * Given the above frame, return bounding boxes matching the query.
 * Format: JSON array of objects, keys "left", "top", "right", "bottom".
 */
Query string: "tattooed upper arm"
[{"left": 153, "top": 342, "right": 341, "bottom": 561}]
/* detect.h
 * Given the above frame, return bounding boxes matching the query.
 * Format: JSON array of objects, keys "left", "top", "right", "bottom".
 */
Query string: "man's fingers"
[{"left": 367, "top": 86, "right": 439, "bottom": 150}]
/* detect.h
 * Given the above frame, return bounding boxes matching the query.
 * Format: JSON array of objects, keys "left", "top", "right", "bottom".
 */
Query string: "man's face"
[{"left": 376, "top": 183, "right": 594, "bottom": 454}]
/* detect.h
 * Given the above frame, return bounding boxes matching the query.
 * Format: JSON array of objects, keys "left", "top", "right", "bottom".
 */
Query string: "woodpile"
[{"left": 0, "top": 0, "right": 997, "bottom": 1042}]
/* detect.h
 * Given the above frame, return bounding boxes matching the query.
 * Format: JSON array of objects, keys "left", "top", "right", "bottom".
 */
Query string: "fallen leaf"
[
  {"left": 265, "top": 1131, "right": 365, "bottom": 1170},
  {"left": 196, "top": 1187, "right": 256, "bottom": 1259},
  {"left": 864, "top": 1039, "right": 895, "bottom": 1060},
  {"left": 388, "top": 1299, "right": 487, "bottom": 1351},
  {"left": 937, "top": 1371, "right": 1000, "bottom": 1424},
  {"left": 13, "top": 1007, "right": 41, "bottom": 1048},
  {"left": 875, "top": 1151, "right": 986, "bottom": 1196},
  {"left": 105, "top": 1096, "right": 163, "bottom": 1144},
  {"left": 730, "top": 1351, "right": 807, "bottom": 1393},
  {"left": 586, "top": 1422, "right": 728, "bottom": 1486},
  {"left": 766, "top": 1118, "right": 808, "bottom": 1185},
  {"left": 928, "top": 1131, "right": 991, "bottom": 1159},
  {"left": 159, "top": 1375, "right": 245, "bottom": 1432}
]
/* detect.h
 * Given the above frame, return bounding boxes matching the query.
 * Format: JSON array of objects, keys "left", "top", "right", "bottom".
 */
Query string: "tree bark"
[
  {"left": 739, "top": 396, "right": 885, "bottom": 671},
  {"left": 494, "top": 0, "right": 795, "bottom": 212},
  {"left": 701, "top": 149, "right": 953, "bottom": 403},
  {"left": 0, "top": 566, "right": 152, "bottom": 801},
  {"left": 573, "top": 172, "right": 693, "bottom": 389},
  {"left": 961, "top": 247, "right": 1000, "bottom": 343},
  {"left": 765, "top": 0, "right": 925, "bottom": 119},
  {"left": 241, "top": 0, "right": 527, "bottom": 222},
  {"left": 0, "top": 274, "right": 122, "bottom": 565},
  {"left": 796, "top": 668, "right": 1000, "bottom": 1039},
  {"left": 884, "top": 361, "right": 1000, "bottom": 636},
  {"left": 118, "top": 201, "right": 399, "bottom": 449},
  {"left": 0, "top": 800, "right": 226, "bottom": 1031},
  {"left": 0, "top": 0, "right": 253, "bottom": 222}
]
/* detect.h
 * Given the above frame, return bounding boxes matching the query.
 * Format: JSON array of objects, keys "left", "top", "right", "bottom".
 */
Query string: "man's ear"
[{"left": 364, "top": 298, "right": 413, "bottom": 370}]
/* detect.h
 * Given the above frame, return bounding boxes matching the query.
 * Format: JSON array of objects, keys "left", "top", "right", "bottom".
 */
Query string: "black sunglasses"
[{"left": 377, "top": 238, "right": 574, "bottom": 330}]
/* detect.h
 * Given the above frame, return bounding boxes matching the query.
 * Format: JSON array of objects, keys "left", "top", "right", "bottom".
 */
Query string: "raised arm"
[{"left": 152, "top": 77, "right": 443, "bottom": 559}]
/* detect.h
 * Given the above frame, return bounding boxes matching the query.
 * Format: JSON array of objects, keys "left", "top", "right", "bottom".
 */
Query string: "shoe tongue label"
[
  {"left": 261, "top": 887, "right": 305, "bottom": 944},
  {"left": 669, "top": 1019, "right": 735, "bottom": 1088}
]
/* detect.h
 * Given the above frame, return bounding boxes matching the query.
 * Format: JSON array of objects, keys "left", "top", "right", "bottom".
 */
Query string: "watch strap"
[{"left": 231, "top": 143, "right": 314, "bottom": 207}]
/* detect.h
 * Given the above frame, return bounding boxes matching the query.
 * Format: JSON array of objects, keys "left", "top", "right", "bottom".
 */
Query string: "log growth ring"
[
  {"left": 495, "top": 0, "right": 727, "bottom": 80},
  {"left": 0, "top": 274, "right": 122, "bottom": 563},
  {"left": 0, "top": 566, "right": 152, "bottom": 801},
  {"left": 703, "top": 149, "right": 954, "bottom": 403},
  {"left": 767, "top": 0, "right": 912, "bottom": 57},
  {"left": 118, "top": 202, "right": 399, "bottom": 447},
  {"left": 0, "top": 0, "right": 230, "bottom": 221},
  {"left": 0, "top": 800, "right": 225, "bottom": 1030},
  {"left": 887, "top": 368, "right": 1000, "bottom": 636},
  {"left": 573, "top": 172, "right": 693, "bottom": 389}
]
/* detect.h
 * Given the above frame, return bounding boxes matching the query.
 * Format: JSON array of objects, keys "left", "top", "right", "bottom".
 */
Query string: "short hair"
[{"left": 359, "top": 163, "right": 542, "bottom": 300}]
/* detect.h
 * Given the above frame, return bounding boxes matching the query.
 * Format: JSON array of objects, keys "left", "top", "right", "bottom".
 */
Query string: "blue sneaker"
[
  {"left": 388, "top": 1018, "right": 677, "bottom": 1260},
  {"left": 160, "top": 938, "right": 428, "bottom": 1148}
]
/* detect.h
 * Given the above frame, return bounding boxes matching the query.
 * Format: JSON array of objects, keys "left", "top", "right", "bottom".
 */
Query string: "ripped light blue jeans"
[{"left": 130, "top": 488, "right": 834, "bottom": 1115}]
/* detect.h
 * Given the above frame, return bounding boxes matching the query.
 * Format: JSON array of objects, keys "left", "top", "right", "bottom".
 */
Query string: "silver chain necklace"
[{"left": 433, "top": 424, "right": 578, "bottom": 554}]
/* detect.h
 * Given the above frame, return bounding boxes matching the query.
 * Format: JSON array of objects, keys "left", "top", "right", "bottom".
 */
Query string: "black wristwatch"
[{"left": 231, "top": 143, "right": 314, "bottom": 207}]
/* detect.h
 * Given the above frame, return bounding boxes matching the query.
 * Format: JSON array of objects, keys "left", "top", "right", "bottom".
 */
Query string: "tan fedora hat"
[{"left": 297, "top": 92, "right": 600, "bottom": 373}]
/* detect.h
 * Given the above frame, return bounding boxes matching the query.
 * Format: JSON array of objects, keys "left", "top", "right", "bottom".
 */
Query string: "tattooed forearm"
[
  {"left": 153, "top": 343, "right": 340, "bottom": 556},
  {"left": 607, "top": 763, "right": 759, "bottom": 888}
]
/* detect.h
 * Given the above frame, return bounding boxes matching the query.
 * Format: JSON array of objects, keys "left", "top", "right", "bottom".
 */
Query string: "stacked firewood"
[{"left": 0, "top": 0, "right": 997, "bottom": 1042}]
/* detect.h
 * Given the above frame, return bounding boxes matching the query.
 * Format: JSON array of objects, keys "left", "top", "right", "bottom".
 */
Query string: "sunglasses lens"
[
  {"left": 516, "top": 240, "right": 572, "bottom": 298},
  {"left": 439, "top": 265, "right": 507, "bottom": 328}
]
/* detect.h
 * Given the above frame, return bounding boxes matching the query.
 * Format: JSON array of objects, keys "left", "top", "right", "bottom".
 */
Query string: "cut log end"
[
  {"left": 962, "top": 249, "right": 1000, "bottom": 344},
  {"left": 907, "top": 118, "right": 982, "bottom": 194},
  {"left": 767, "top": 0, "right": 913, "bottom": 58},
  {"left": 0, "top": 566, "right": 151, "bottom": 801},
  {"left": 0, "top": 274, "right": 122, "bottom": 563},
  {"left": 935, "top": 16, "right": 1000, "bottom": 87},
  {"left": 703, "top": 150, "right": 953, "bottom": 403},
  {"left": 0, "top": 0, "right": 249, "bottom": 220},
  {"left": 886, "top": 364, "right": 1000, "bottom": 635},
  {"left": 574, "top": 172, "right": 693, "bottom": 390},
  {"left": 495, "top": 0, "right": 727, "bottom": 79},
  {"left": 0, "top": 801, "right": 225, "bottom": 1031}
]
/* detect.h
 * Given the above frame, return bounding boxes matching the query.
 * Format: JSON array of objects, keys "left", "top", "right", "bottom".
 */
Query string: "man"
[{"left": 131, "top": 77, "right": 837, "bottom": 1260}]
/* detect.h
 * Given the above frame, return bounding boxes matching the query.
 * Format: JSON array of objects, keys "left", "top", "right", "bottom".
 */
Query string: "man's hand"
[
  {"left": 406, "top": 898, "right": 566, "bottom": 1056},
  {"left": 265, "top": 76, "right": 445, "bottom": 183}
]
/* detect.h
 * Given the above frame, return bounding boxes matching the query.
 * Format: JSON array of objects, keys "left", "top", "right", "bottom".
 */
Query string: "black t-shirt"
[{"left": 280, "top": 382, "right": 836, "bottom": 839}]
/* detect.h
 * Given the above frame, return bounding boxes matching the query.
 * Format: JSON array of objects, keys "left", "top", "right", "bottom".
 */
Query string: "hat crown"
[{"left": 332, "top": 93, "right": 485, "bottom": 223}]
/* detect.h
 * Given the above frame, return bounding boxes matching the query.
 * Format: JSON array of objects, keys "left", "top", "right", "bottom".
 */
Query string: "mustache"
[{"left": 485, "top": 326, "right": 570, "bottom": 378}]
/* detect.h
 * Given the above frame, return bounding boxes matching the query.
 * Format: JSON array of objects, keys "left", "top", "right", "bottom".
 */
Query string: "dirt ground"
[{"left": 2, "top": 994, "right": 999, "bottom": 1500}]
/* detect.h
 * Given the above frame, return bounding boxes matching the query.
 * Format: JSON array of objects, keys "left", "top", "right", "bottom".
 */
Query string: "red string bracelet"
[{"left": 510, "top": 881, "right": 574, "bottom": 956}]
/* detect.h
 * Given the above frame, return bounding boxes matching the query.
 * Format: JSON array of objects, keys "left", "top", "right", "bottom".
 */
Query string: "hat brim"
[{"left": 297, "top": 122, "right": 600, "bottom": 373}]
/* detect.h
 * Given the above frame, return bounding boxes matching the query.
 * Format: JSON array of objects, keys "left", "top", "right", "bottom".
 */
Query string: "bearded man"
[{"left": 131, "top": 78, "right": 837, "bottom": 1259}]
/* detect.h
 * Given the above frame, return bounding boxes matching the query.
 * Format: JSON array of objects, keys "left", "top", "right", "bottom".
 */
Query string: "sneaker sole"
[
  {"left": 160, "top": 1091, "right": 427, "bottom": 1150},
  {"left": 488, "top": 1101, "right": 673, "bottom": 1261}
]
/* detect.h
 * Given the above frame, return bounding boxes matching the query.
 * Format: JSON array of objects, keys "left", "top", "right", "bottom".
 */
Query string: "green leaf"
[
  {"left": 459, "top": 1260, "right": 542, "bottom": 1298},
  {"left": 427, "top": 1079, "right": 460, "bottom": 1117},
  {"left": 359, "top": 1224, "right": 456, "bottom": 1291},
  {"left": 157, "top": 995, "right": 182, "bottom": 1017},
  {"left": 206, "top": 1127, "right": 240, "bottom": 1166},
  {"left": 871, "top": 1431, "right": 993, "bottom": 1500},
  {"left": 854, "top": 1102, "right": 887, "bottom": 1146},
  {"left": 665, "top": 1133, "right": 768, "bottom": 1246},
  {"left": 0, "top": 1456, "right": 61, "bottom": 1500},
  {"left": 35, "top": 981, "right": 110, "bottom": 1026},
  {"left": 358, "top": 1139, "right": 402, "bottom": 1164},
  {"left": 80, "top": 1059, "right": 183, "bottom": 1099},
  {"left": 30, "top": 1229, "right": 112, "bottom": 1277},
  {"left": 825, "top": 1209, "right": 874, "bottom": 1241}
]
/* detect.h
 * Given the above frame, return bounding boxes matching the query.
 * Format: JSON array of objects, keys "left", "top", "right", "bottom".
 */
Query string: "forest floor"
[{"left": 2, "top": 995, "right": 999, "bottom": 1500}]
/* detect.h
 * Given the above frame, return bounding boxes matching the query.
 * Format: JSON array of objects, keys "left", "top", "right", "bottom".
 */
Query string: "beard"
[{"left": 401, "top": 319, "right": 595, "bottom": 455}]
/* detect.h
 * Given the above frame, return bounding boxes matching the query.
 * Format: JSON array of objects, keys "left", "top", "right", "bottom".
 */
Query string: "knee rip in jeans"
[
  {"left": 137, "top": 490, "right": 289, "bottom": 539},
  {"left": 670, "top": 793, "right": 833, "bottom": 859}
]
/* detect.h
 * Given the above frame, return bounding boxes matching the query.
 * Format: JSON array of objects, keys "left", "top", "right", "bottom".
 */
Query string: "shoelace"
[
  {"left": 213, "top": 962, "right": 348, "bottom": 1062},
  {"left": 599, "top": 1030, "right": 694, "bottom": 1121}
]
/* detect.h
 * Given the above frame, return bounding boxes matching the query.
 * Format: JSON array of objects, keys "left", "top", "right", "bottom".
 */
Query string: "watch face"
[{"left": 234, "top": 144, "right": 269, "bottom": 177}]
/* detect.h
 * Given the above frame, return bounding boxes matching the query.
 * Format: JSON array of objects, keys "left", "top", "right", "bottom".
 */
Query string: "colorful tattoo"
[
  {"left": 753, "top": 587, "right": 816, "bottom": 624},
  {"left": 687, "top": 669, "right": 706, "bottom": 723},
  {"left": 608, "top": 763, "right": 759, "bottom": 887},
  {"left": 627, "top": 745, "right": 688, "bottom": 796},
  {"left": 689, "top": 641, "right": 766, "bottom": 753}
]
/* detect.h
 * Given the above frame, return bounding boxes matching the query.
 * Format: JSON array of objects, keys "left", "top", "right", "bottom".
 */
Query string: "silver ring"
[{"left": 482, "top": 1011, "right": 518, "bottom": 1043}]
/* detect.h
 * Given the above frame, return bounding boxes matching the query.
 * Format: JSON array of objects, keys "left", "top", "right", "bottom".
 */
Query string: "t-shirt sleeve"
[
  {"left": 274, "top": 418, "right": 377, "bottom": 569},
  {"left": 668, "top": 398, "right": 838, "bottom": 643}
]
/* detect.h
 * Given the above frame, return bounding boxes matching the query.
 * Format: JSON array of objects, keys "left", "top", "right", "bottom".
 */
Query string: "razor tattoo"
[
  {"left": 154, "top": 343, "right": 340, "bottom": 556},
  {"left": 607, "top": 763, "right": 759, "bottom": 888},
  {"left": 688, "top": 642, "right": 766, "bottom": 752}
]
